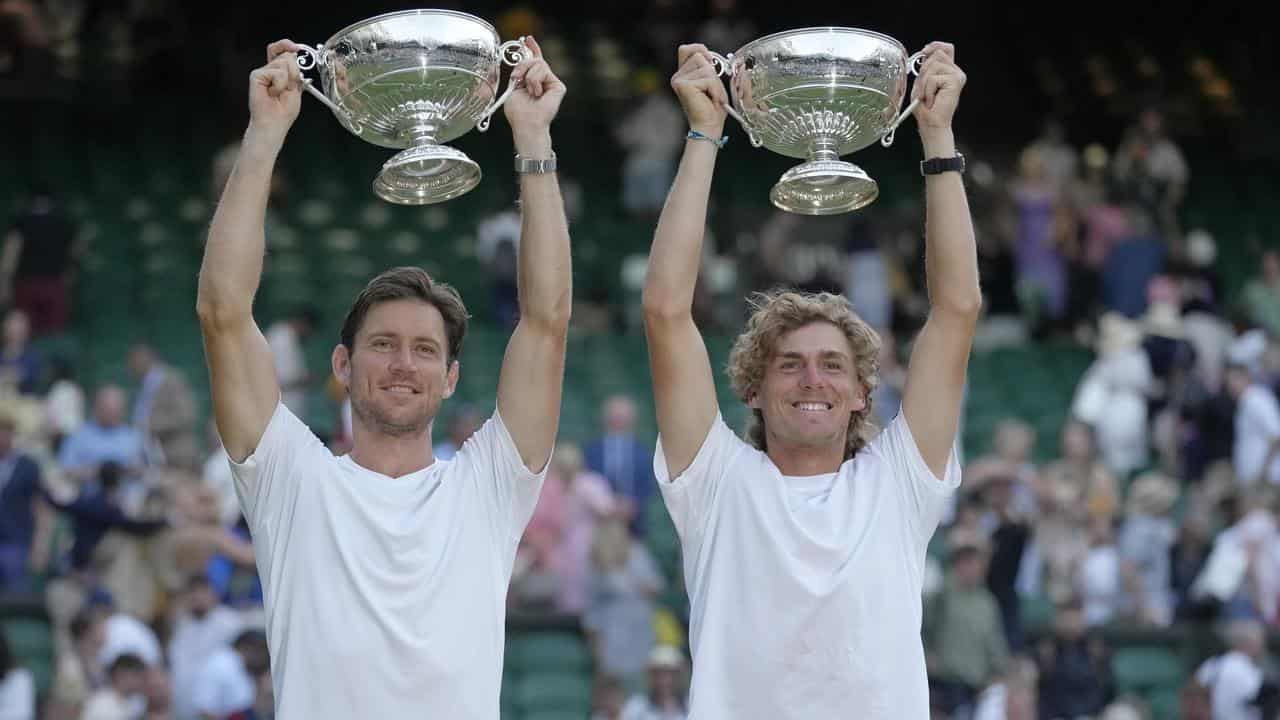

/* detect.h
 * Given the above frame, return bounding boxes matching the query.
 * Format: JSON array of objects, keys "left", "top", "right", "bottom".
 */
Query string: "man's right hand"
[
  {"left": 248, "top": 40, "right": 305, "bottom": 142},
  {"left": 671, "top": 44, "right": 727, "bottom": 138}
]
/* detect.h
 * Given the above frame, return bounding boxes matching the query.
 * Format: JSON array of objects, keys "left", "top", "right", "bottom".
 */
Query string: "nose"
[
  {"left": 388, "top": 345, "right": 418, "bottom": 372},
  {"left": 800, "top": 361, "right": 824, "bottom": 389}
]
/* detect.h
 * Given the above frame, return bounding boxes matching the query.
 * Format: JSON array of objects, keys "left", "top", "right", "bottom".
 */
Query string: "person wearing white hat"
[{"left": 620, "top": 645, "right": 689, "bottom": 720}]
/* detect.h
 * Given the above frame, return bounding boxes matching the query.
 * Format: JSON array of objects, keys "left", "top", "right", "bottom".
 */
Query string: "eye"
[
  {"left": 417, "top": 344, "right": 437, "bottom": 356},
  {"left": 371, "top": 338, "right": 392, "bottom": 350},
  {"left": 779, "top": 360, "right": 799, "bottom": 371},
  {"left": 824, "top": 360, "right": 844, "bottom": 371}
]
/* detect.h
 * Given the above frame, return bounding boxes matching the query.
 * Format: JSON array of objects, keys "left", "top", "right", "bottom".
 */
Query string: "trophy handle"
[
  {"left": 476, "top": 39, "right": 531, "bottom": 133},
  {"left": 880, "top": 51, "right": 927, "bottom": 148},
  {"left": 295, "top": 44, "right": 364, "bottom": 135},
  {"left": 707, "top": 52, "right": 763, "bottom": 148}
]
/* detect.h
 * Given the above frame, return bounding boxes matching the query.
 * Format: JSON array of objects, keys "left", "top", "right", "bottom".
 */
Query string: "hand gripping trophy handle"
[
  {"left": 294, "top": 44, "right": 364, "bottom": 135},
  {"left": 707, "top": 52, "right": 763, "bottom": 148},
  {"left": 475, "top": 39, "right": 531, "bottom": 133},
  {"left": 880, "top": 50, "right": 927, "bottom": 148}
]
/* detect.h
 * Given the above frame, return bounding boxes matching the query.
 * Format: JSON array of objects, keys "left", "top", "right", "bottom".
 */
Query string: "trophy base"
[
  {"left": 770, "top": 160, "right": 879, "bottom": 215},
  {"left": 373, "top": 145, "right": 482, "bottom": 205}
]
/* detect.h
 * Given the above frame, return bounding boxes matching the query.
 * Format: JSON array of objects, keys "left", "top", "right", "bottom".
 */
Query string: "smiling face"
[
  {"left": 333, "top": 299, "right": 458, "bottom": 438},
  {"left": 749, "top": 321, "right": 866, "bottom": 454}
]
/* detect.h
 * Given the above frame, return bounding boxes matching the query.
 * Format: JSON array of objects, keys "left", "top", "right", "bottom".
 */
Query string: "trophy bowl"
[
  {"left": 712, "top": 27, "right": 924, "bottom": 215},
  {"left": 294, "top": 9, "right": 527, "bottom": 205}
]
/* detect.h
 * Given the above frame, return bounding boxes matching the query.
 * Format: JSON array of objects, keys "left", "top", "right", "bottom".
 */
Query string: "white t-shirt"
[
  {"left": 655, "top": 411, "right": 960, "bottom": 720},
  {"left": 192, "top": 647, "right": 256, "bottom": 718},
  {"left": 1196, "top": 650, "right": 1263, "bottom": 720},
  {"left": 229, "top": 402, "right": 545, "bottom": 720},
  {"left": 0, "top": 668, "right": 34, "bottom": 720},
  {"left": 1235, "top": 385, "right": 1280, "bottom": 485},
  {"left": 169, "top": 606, "right": 244, "bottom": 720}
]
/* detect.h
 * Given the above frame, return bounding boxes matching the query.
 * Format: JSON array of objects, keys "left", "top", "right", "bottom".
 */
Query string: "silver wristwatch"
[{"left": 514, "top": 152, "right": 557, "bottom": 174}]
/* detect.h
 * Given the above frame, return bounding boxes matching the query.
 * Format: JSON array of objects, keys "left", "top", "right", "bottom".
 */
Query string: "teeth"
[
  {"left": 387, "top": 386, "right": 415, "bottom": 394},
  {"left": 796, "top": 402, "right": 829, "bottom": 411}
]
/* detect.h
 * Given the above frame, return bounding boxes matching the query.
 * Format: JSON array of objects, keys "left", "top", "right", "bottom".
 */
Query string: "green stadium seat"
[
  {"left": 506, "top": 632, "right": 592, "bottom": 673},
  {"left": 513, "top": 671, "right": 593, "bottom": 713},
  {"left": 1112, "top": 646, "right": 1184, "bottom": 695},
  {"left": 0, "top": 608, "right": 56, "bottom": 696}
]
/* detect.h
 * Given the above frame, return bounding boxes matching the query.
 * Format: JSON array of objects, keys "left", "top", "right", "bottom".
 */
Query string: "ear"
[
  {"left": 849, "top": 382, "right": 869, "bottom": 413},
  {"left": 443, "top": 360, "right": 460, "bottom": 400},
  {"left": 331, "top": 344, "right": 351, "bottom": 388},
  {"left": 747, "top": 390, "right": 761, "bottom": 410}
]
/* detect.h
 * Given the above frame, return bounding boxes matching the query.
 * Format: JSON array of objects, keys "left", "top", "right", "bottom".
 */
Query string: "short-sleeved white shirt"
[
  {"left": 655, "top": 411, "right": 960, "bottom": 719},
  {"left": 229, "top": 402, "right": 546, "bottom": 719}
]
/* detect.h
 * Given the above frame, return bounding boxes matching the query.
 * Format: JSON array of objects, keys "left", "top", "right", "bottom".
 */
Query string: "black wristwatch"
[{"left": 920, "top": 153, "right": 966, "bottom": 176}]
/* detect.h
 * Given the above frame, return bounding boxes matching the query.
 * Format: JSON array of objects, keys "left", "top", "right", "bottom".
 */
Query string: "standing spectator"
[
  {"left": 585, "top": 395, "right": 654, "bottom": 538},
  {"left": 924, "top": 537, "right": 1009, "bottom": 718},
  {"left": 1035, "top": 598, "right": 1114, "bottom": 720},
  {"left": 1225, "top": 361, "right": 1280, "bottom": 486},
  {"left": 584, "top": 518, "right": 664, "bottom": 694},
  {"left": 0, "top": 309, "right": 41, "bottom": 395},
  {"left": 615, "top": 69, "right": 685, "bottom": 219},
  {"left": 1194, "top": 619, "right": 1268, "bottom": 720},
  {"left": 1118, "top": 472, "right": 1179, "bottom": 627},
  {"left": 0, "top": 408, "right": 42, "bottom": 591},
  {"left": 1112, "top": 107, "right": 1189, "bottom": 239},
  {"left": 128, "top": 343, "right": 199, "bottom": 472},
  {"left": 47, "top": 608, "right": 107, "bottom": 720},
  {"left": 168, "top": 574, "right": 243, "bottom": 720},
  {"left": 1241, "top": 250, "right": 1280, "bottom": 340},
  {"left": 0, "top": 186, "right": 80, "bottom": 335},
  {"left": 191, "top": 630, "right": 267, "bottom": 720},
  {"left": 264, "top": 307, "right": 316, "bottom": 421}
]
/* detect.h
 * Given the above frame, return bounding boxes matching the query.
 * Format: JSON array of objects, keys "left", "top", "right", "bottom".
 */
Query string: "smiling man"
[
  {"left": 196, "top": 36, "right": 570, "bottom": 719},
  {"left": 641, "top": 42, "right": 978, "bottom": 719}
]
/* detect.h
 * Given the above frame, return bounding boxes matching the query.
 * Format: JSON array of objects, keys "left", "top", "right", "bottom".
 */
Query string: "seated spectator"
[
  {"left": 1194, "top": 619, "right": 1269, "bottom": 720},
  {"left": 584, "top": 518, "right": 664, "bottom": 694},
  {"left": 925, "top": 536, "right": 1009, "bottom": 718},
  {"left": 1035, "top": 598, "right": 1114, "bottom": 718},
  {"left": 191, "top": 630, "right": 267, "bottom": 720},
  {"left": 58, "top": 385, "right": 146, "bottom": 485},
  {"left": 80, "top": 652, "right": 147, "bottom": 720},
  {"left": 0, "top": 407, "right": 42, "bottom": 591},
  {"left": 168, "top": 574, "right": 243, "bottom": 720},
  {"left": 47, "top": 607, "right": 107, "bottom": 720},
  {"left": 0, "top": 308, "right": 42, "bottom": 395},
  {"left": 1118, "top": 472, "right": 1179, "bottom": 627},
  {"left": 620, "top": 645, "right": 688, "bottom": 720}
]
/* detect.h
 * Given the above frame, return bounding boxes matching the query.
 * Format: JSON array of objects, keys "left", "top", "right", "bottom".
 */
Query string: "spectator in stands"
[
  {"left": 1010, "top": 146, "right": 1069, "bottom": 333},
  {"left": 475, "top": 204, "right": 522, "bottom": 329},
  {"left": 585, "top": 395, "right": 654, "bottom": 537},
  {"left": 40, "top": 460, "right": 168, "bottom": 577},
  {"left": 0, "top": 308, "right": 42, "bottom": 395},
  {"left": 1112, "top": 107, "right": 1189, "bottom": 239},
  {"left": 1077, "top": 515, "right": 1122, "bottom": 627},
  {"left": 0, "top": 627, "right": 35, "bottom": 720},
  {"left": 80, "top": 652, "right": 147, "bottom": 720},
  {"left": 1225, "top": 360, "right": 1280, "bottom": 486},
  {"left": 0, "top": 185, "right": 79, "bottom": 335},
  {"left": 264, "top": 306, "right": 317, "bottom": 421},
  {"left": 924, "top": 536, "right": 1009, "bottom": 718},
  {"left": 44, "top": 355, "right": 85, "bottom": 453},
  {"left": 432, "top": 404, "right": 483, "bottom": 461},
  {"left": 552, "top": 442, "right": 616, "bottom": 615},
  {"left": 585, "top": 518, "right": 664, "bottom": 693},
  {"left": 128, "top": 343, "right": 199, "bottom": 472},
  {"left": 0, "top": 407, "right": 42, "bottom": 591},
  {"left": 168, "top": 574, "right": 243, "bottom": 720},
  {"left": 979, "top": 473, "right": 1033, "bottom": 653},
  {"left": 1034, "top": 597, "right": 1114, "bottom": 718},
  {"left": 615, "top": 68, "right": 685, "bottom": 220},
  {"left": 971, "top": 654, "right": 1039, "bottom": 720},
  {"left": 191, "top": 629, "right": 267, "bottom": 720},
  {"left": 1194, "top": 619, "right": 1269, "bottom": 720},
  {"left": 1241, "top": 250, "right": 1280, "bottom": 339},
  {"left": 48, "top": 607, "right": 107, "bottom": 720},
  {"left": 591, "top": 675, "right": 626, "bottom": 720},
  {"left": 1071, "top": 312, "right": 1154, "bottom": 477},
  {"left": 1100, "top": 204, "right": 1166, "bottom": 320},
  {"left": 620, "top": 644, "right": 688, "bottom": 720},
  {"left": 58, "top": 385, "right": 146, "bottom": 484},
  {"left": 1118, "top": 472, "right": 1179, "bottom": 627}
]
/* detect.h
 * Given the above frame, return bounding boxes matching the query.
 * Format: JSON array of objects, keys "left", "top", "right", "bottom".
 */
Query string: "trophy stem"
[
  {"left": 809, "top": 136, "right": 841, "bottom": 163},
  {"left": 401, "top": 121, "right": 440, "bottom": 147}
]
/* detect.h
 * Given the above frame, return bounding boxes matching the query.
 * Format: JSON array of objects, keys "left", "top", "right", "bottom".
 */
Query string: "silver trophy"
[
  {"left": 293, "top": 9, "right": 529, "bottom": 205},
  {"left": 710, "top": 28, "right": 926, "bottom": 215}
]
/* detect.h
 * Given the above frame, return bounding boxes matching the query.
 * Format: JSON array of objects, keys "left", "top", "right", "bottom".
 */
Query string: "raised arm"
[
  {"left": 641, "top": 45, "right": 725, "bottom": 478},
  {"left": 196, "top": 40, "right": 302, "bottom": 462},
  {"left": 899, "top": 43, "right": 982, "bottom": 478},
  {"left": 494, "top": 37, "right": 572, "bottom": 472}
]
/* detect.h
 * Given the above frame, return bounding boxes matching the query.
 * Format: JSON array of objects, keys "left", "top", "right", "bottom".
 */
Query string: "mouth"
[
  {"left": 382, "top": 384, "right": 421, "bottom": 395},
  {"left": 792, "top": 401, "right": 833, "bottom": 413}
]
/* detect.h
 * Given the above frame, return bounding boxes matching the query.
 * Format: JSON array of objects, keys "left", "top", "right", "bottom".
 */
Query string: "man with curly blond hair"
[{"left": 642, "top": 41, "right": 979, "bottom": 719}]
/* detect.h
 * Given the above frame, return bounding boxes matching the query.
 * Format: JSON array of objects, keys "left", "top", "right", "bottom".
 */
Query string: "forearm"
[
  {"left": 513, "top": 130, "right": 572, "bottom": 330},
  {"left": 921, "top": 128, "right": 981, "bottom": 316},
  {"left": 197, "top": 128, "right": 281, "bottom": 323},
  {"left": 642, "top": 139, "right": 718, "bottom": 317}
]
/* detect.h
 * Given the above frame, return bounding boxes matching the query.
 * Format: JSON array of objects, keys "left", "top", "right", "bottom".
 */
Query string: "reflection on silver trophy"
[
  {"left": 293, "top": 9, "right": 528, "bottom": 205},
  {"left": 711, "top": 27, "right": 926, "bottom": 215}
]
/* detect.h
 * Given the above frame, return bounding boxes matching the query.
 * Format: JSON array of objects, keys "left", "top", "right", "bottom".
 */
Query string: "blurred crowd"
[{"left": 2, "top": 2, "right": 1280, "bottom": 720}]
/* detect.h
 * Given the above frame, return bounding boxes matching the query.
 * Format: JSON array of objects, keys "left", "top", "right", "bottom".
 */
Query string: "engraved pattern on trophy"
[
  {"left": 711, "top": 27, "right": 923, "bottom": 215},
  {"left": 294, "top": 9, "right": 527, "bottom": 205}
]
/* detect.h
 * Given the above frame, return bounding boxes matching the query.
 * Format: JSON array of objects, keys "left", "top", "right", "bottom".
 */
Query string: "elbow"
[
  {"left": 522, "top": 289, "right": 572, "bottom": 338},
  {"left": 641, "top": 286, "right": 689, "bottom": 326},
  {"left": 196, "top": 294, "right": 250, "bottom": 333},
  {"left": 934, "top": 289, "right": 983, "bottom": 322}
]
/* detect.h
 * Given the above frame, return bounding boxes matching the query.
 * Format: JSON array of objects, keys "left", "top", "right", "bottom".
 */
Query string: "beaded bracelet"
[{"left": 687, "top": 130, "right": 729, "bottom": 149}]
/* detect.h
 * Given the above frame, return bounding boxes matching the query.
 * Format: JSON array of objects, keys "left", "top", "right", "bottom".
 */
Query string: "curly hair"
[{"left": 726, "top": 289, "right": 882, "bottom": 460}]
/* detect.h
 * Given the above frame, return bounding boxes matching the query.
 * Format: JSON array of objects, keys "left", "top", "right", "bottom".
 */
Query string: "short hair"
[
  {"left": 339, "top": 267, "right": 469, "bottom": 365},
  {"left": 726, "top": 289, "right": 881, "bottom": 459}
]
